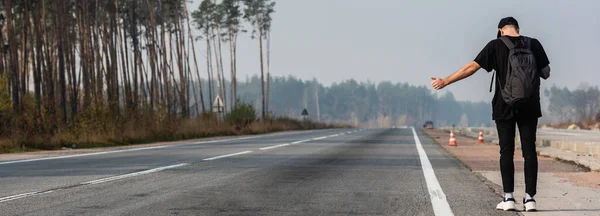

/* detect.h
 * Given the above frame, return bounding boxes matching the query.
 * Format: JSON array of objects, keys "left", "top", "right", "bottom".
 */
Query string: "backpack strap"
[
  {"left": 499, "top": 36, "right": 515, "bottom": 49},
  {"left": 490, "top": 38, "right": 509, "bottom": 93},
  {"left": 489, "top": 71, "right": 495, "bottom": 92}
]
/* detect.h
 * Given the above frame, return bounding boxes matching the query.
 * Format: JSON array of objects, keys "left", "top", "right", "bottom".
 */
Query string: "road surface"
[{"left": 0, "top": 128, "right": 516, "bottom": 216}]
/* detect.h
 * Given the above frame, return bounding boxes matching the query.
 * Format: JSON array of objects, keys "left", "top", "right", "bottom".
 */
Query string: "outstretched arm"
[{"left": 431, "top": 61, "right": 482, "bottom": 90}]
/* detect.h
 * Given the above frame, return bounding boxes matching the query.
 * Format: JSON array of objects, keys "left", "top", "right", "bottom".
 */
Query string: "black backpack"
[{"left": 489, "top": 36, "right": 540, "bottom": 107}]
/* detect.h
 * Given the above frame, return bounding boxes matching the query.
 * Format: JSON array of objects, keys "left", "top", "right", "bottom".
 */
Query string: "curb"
[
  {"left": 537, "top": 148, "right": 599, "bottom": 172},
  {"left": 450, "top": 129, "right": 600, "bottom": 172}
]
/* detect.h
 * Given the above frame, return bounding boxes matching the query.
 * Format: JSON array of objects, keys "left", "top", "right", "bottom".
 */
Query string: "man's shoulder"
[{"left": 521, "top": 35, "right": 542, "bottom": 45}]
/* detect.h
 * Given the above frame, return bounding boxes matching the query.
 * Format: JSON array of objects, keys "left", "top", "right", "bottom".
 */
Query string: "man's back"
[
  {"left": 430, "top": 17, "right": 551, "bottom": 212},
  {"left": 474, "top": 36, "right": 550, "bottom": 120}
]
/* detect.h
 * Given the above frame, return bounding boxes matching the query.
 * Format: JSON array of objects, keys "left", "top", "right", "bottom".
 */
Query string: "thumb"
[{"left": 431, "top": 77, "right": 438, "bottom": 80}]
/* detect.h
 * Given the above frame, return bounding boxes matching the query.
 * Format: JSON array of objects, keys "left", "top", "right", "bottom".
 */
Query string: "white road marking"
[
  {"left": 0, "top": 131, "right": 317, "bottom": 165},
  {"left": 0, "top": 191, "right": 39, "bottom": 203},
  {"left": 0, "top": 145, "right": 169, "bottom": 165},
  {"left": 203, "top": 151, "right": 253, "bottom": 161},
  {"left": 259, "top": 143, "right": 290, "bottom": 150},
  {"left": 0, "top": 163, "right": 189, "bottom": 203},
  {"left": 411, "top": 127, "right": 454, "bottom": 216},
  {"left": 259, "top": 132, "right": 346, "bottom": 150},
  {"left": 311, "top": 135, "right": 329, "bottom": 141},
  {"left": 81, "top": 163, "right": 189, "bottom": 185}
]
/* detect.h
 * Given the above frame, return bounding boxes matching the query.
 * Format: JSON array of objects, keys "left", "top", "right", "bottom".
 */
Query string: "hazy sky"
[{"left": 188, "top": 0, "right": 600, "bottom": 102}]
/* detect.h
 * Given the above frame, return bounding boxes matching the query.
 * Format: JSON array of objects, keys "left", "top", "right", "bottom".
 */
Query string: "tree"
[
  {"left": 193, "top": 0, "right": 217, "bottom": 109},
  {"left": 5, "top": 0, "right": 20, "bottom": 113},
  {"left": 243, "top": 0, "right": 275, "bottom": 120},
  {"left": 220, "top": 0, "right": 242, "bottom": 108},
  {"left": 183, "top": 0, "right": 206, "bottom": 113}
]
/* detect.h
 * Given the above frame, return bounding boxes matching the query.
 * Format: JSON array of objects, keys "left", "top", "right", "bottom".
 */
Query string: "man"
[{"left": 430, "top": 17, "right": 550, "bottom": 212}]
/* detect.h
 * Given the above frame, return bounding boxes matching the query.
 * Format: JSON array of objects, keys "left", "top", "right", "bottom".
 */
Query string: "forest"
[
  {"left": 1, "top": 0, "right": 595, "bottom": 152},
  {"left": 0, "top": 0, "right": 300, "bottom": 152},
  {"left": 226, "top": 76, "right": 493, "bottom": 128}
]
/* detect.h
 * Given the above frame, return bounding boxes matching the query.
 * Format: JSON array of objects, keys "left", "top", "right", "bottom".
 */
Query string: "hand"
[{"left": 431, "top": 77, "right": 446, "bottom": 90}]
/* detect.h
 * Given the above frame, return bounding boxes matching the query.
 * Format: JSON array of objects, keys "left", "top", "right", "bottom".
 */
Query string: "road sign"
[
  {"left": 212, "top": 95, "right": 224, "bottom": 113},
  {"left": 301, "top": 108, "right": 309, "bottom": 116}
]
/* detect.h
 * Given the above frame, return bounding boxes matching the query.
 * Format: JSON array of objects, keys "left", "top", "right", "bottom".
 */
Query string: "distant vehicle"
[{"left": 423, "top": 121, "right": 434, "bottom": 129}]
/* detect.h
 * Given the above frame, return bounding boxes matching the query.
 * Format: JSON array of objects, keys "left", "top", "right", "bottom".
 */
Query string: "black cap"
[{"left": 497, "top": 17, "right": 519, "bottom": 38}]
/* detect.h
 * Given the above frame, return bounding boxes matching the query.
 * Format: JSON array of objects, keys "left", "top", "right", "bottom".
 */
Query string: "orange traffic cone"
[
  {"left": 478, "top": 131, "right": 484, "bottom": 144},
  {"left": 449, "top": 130, "right": 457, "bottom": 146}
]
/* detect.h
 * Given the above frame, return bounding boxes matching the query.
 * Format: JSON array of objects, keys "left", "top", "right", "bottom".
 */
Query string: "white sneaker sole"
[
  {"left": 524, "top": 203, "right": 537, "bottom": 212},
  {"left": 496, "top": 201, "right": 516, "bottom": 211}
]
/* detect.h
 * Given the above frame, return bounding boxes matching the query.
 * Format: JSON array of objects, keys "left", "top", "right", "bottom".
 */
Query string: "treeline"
[
  {"left": 545, "top": 84, "right": 600, "bottom": 125},
  {"left": 0, "top": 0, "right": 278, "bottom": 144},
  {"left": 195, "top": 76, "right": 494, "bottom": 128}
]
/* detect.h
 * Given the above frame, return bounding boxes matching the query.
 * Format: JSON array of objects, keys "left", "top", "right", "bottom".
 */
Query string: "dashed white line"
[
  {"left": 203, "top": 151, "right": 253, "bottom": 161},
  {"left": 0, "top": 163, "right": 189, "bottom": 203},
  {"left": 0, "top": 192, "right": 39, "bottom": 203},
  {"left": 0, "top": 130, "right": 318, "bottom": 165},
  {"left": 411, "top": 127, "right": 454, "bottom": 216},
  {"left": 0, "top": 146, "right": 169, "bottom": 165},
  {"left": 259, "top": 132, "right": 346, "bottom": 150},
  {"left": 290, "top": 139, "right": 309, "bottom": 144},
  {"left": 81, "top": 163, "right": 189, "bottom": 185},
  {"left": 311, "top": 135, "right": 331, "bottom": 141},
  {"left": 259, "top": 143, "right": 290, "bottom": 150}
]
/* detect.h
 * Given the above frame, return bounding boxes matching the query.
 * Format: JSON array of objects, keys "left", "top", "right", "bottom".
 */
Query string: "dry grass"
[{"left": 0, "top": 117, "right": 348, "bottom": 154}]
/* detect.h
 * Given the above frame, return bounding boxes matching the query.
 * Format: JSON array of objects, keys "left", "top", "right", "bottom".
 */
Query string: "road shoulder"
[{"left": 422, "top": 129, "right": 600, "bottom": 216}]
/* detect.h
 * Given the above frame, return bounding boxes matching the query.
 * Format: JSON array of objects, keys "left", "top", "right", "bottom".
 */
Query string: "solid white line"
[
  {"left": 259, "top": 143, "right": 290, "bottom": 150},
  {"left": 81, "top": 163, "right": 189, "bottom": 185},
  {"left": 203, "top": 151, "right": 252, "bottom": 161},
  {"left": 411, "top": 127, "right": 454, "bottom": 216}
]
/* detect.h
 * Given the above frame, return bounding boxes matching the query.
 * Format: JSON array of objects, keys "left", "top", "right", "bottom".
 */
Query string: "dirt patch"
[
  {"left": 423, "top": 129, "right": 585, "bottom": 173},
  {"left": 554, "top": 172, "right": 600, "bottom": 190}
]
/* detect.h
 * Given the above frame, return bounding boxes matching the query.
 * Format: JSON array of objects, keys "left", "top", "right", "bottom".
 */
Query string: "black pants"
[{"left": 495, "top": 116, "right": 538, "bottom": 197}]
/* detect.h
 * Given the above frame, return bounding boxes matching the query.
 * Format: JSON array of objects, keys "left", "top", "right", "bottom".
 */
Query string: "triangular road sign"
[
  {"left": 212, "top": 95, "right": 224, "bottom": 113},
  {"left": 301, "top": 108, "right": 309, "bottom": 116}
]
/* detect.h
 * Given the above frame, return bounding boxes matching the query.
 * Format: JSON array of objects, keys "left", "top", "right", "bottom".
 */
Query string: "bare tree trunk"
[
  {"left": 216, "top": 28, "right": 227, "bottom": 112},
  {"left": 114, "top": 0, "right": 131, "bottom": 115},
  {"left": 32, "top": 5, "right": 43, "bottom": 117},
  {"left": 211, "top": 31, "right": 223, "bottom": 114},
  {"left": 5, "top": 0, "right": 21, "bottom": 113},
  {"left": 266, "top": 31, "right": 271, "bottom": 118},
  {"left": 130, "top": 0, "right": 140, "bottom": 112},
  {"left": 258, "top": 26, "right": 265, "bottom": 120},
  {"left": 228, "top": 33, "right": 236, "bottom": 108},
  {"left": 80, "top": 0, "right": 91, "bottom": 110},
  {"left": 183, "top": 2, "right": 205, "bottom": 113},
  {"left": 206, "top": 37, "right": 213, "bottom": 109},
  {"left": 20, "top": 9, "right": 29, "bottom": 98},
  {"left": 160, "top": 19, "right": 171, "bottom": 114},
  {"left": 57, "top": 0, "right": 68, "bottom": 124},
  {"left": 175, "top": 18, "right": 188, "bottom": 118},
  {"left": 232, "top": 36, "right": 238, "bottom": 107},
  {"left": 315, "top": 83, "right": 320, "bottom": 121}
]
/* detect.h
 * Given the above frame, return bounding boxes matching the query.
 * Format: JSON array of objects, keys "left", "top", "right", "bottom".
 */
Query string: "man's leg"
[
  {"left": 495, "top": 119, "right": 517, "bottom": 194},
  {"left": 517, "top": 117, "right": 539, "bottom": 197}
]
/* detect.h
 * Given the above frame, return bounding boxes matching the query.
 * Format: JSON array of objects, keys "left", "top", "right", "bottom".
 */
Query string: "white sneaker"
[
  {"left": 496, "top": 198, "right": 516, "bottom": 211},
  {"left": 523, "top": 198, "right": 537, "bottom": 212}
]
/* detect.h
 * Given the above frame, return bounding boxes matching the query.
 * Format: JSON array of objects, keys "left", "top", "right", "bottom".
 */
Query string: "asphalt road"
[{"left": 0, "top": 128, "right": 517, "bottom": 216}]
